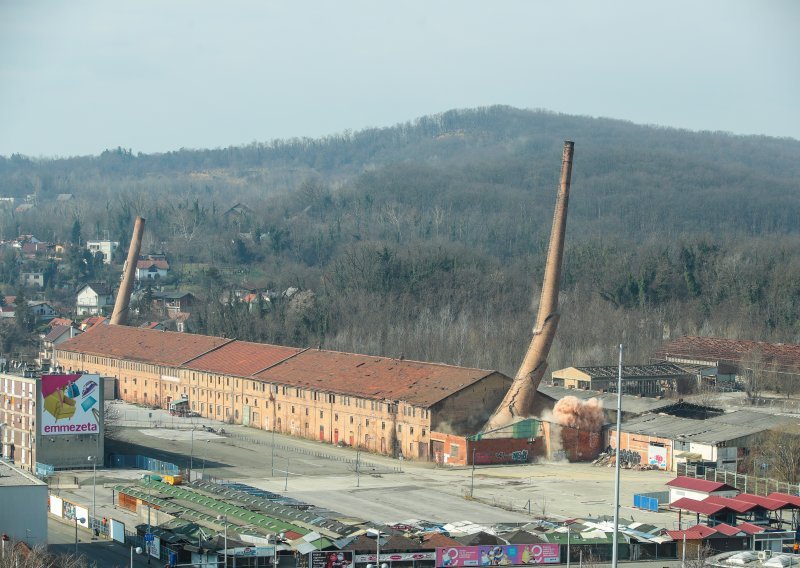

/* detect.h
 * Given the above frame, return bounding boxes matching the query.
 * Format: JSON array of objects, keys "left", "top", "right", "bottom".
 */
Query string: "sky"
[{"left": 1, "top": 1, "right": 798, "bottom": 158}]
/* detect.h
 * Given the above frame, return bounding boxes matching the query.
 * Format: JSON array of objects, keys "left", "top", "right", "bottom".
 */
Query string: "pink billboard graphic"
[
  {"left": 437, "top": 545, "right": 560, "bottom": 567},
  {"left": 40, "top": 373, "right": 101, "bottom": 436},
  {"left": 437, "top": 547, "right": 482, "bottom": 567}
]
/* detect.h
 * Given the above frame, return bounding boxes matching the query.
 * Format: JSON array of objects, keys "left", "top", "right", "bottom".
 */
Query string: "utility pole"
[{"left": 470, "top": 447, "right": 476, "bottom": 497}]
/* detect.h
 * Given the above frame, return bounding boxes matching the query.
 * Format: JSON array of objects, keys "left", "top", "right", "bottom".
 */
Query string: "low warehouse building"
[{"left": 0, "top": 460, "right": 48, "bottom": 546}]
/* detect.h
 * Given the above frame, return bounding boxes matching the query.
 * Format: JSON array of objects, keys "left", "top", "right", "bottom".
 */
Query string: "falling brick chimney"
[
  {"left": 110, "top": 216, "right": 145, "bottom": 326},
  {"left": 482, "top": 141, "right": 574, "bottom": 434}
]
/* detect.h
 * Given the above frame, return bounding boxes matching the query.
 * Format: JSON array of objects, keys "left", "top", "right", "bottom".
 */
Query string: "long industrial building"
[{"left": 54, "top": 325, "right": 512, "bottom": 460}]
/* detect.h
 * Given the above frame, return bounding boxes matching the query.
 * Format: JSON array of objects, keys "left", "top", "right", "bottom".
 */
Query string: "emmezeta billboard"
[{"left": 40, "top": 373, "right": 101, "bottom": 435}]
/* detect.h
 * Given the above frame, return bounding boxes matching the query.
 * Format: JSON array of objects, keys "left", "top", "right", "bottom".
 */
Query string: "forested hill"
[{"left": 2, "top": 106, "right": 800, "bottom": 378}]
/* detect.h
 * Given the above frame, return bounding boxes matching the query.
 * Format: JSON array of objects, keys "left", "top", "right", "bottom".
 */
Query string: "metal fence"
[
  {"left": 677, "top": 463, "right": 800, "bottom": 496},
  {"left": 107, "top": 453, "right": 181, "bottom": 474}
]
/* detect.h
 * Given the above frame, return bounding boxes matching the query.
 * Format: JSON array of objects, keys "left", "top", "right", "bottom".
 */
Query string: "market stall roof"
[
  {"left": 734, "top": 493, "right": 793, "bottom": 511},
  {"left": 666, "top": 476, "right": 737, "bottom": 493},
  {"left": 670, "top": 497, "right": 729, "bottom": 516},
  {"left": 705, "top": 495, "right": 762, "bottom": 514},
  {"left": 768, "top": 493, "right": 800, "bottom": 508}
]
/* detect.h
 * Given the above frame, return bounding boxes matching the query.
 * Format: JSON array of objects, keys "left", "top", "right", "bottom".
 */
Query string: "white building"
[
  {"left": 76, "top": 283, "right": 114, "bottom": 316},
  {"left": 86, "top": 240, "right": 118, "bottom": 264}
]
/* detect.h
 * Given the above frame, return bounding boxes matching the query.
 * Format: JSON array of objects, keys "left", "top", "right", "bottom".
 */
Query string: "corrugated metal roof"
[
  {"left": 569, "top": 363, "right": 689, "bottom": 379},
  {"left": 536, "top": 385, "right": 677, "bottom": 415},
  {"left": 617, "top": 411, "right": 796, "bottom": 444}
]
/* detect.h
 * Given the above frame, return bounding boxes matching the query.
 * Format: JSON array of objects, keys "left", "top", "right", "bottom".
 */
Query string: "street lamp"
[
  {"left": 470, "top": 447, "right": 476, "bottom": 497},
  {"left": 201, "top": 439, "right": 211, "bottom": 478},
  {"left": 189, "top": 426, "right": 197, "bottom": 481},
  {"left": 131, "top": 545, "right": 143, "bottom": 568},
  {"left": 365, "top": 529, "right": 388, "bottom": 568},
  {"left": 216, "top": 514, "right": 228, "bottom": 567},
  {"left": 272, "top": 531, "right": 285, "bottom": 568},
  {"left": 74, "top": 516, "right": 86, "bottom": 554},
  {"left": 88, "top": 455, "right": 97, "bottom": 536}
]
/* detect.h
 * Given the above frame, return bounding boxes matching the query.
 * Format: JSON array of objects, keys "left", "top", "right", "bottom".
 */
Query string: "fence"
[
  {"left": 677, "top": 463, "right": 800, "bottom": 497},
  {"left": 633, "top": 491, "right": 668, "bottom": 512},
  {"left": 107, "top": 453, "right": 181, "bottom": 474}
]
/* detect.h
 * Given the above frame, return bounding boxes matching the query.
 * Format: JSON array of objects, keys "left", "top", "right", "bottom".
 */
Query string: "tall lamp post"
[
  {"left": 88, "top": 455, "right": 97, "bottom": 535},
  {"left": 470, "top": 447, "right": 476, "bottom": 497},
  {"left": 74, "top": 516, "right": 86, "bottom": 554},
  {"left": 189, "top": 426, "right": 196, "bottom": 481},
  {"left": 201, "top": 439, "right": 211, "bottom": 478},
  {"left": 366, "top": 529, "right": 388, "bottom": 568},
  {"left": 272, "top": 531, "right": 285, "bottom": 568},
  {"left": 216, "top": 514, "right": 228, "bottom": 567}
]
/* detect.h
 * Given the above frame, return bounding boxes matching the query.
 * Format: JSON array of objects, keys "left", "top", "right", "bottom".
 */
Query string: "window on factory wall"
[
  {"left": 291, "top": 406, "right": 295, "bottom": 414},
  {"left": 366, "top": 419, "right": 370, "bottom": 427},
  {"left": 320, "top": 410, "right": 324, "bottom": 419},
  {"left": 397, "top": 424, "right": 402, "bottom": 432},
  {"left": 382, "top": 422, "right": 385, "bottom": 430},
  {"left": 253, "top": 411, "right": 259, "bottom": 422},
  {"left": 282, "top": 386, "right": 288, "bottom": 395},
  {"left": 305, "top": 408, "right": 308, "bottom": 416},
  {"left": 328, "top": 394, "right": 335, "bottom": 403},
  {"left": 335, "top": 414, "right": 339, "bottom": 421},
  {"left": 350, "top": 416, "right": 353, "bottom": 424},
  {"left": 235, "top": 409, "right": 239, "bottom": 419},
  {"left": 410, "top": 427, "right": 414, "bottom": 435}
]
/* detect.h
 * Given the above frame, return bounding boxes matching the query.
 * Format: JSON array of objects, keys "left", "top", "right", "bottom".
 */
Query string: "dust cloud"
[{"left": 552, "top": 396, "right": 604, "bottom": 430}]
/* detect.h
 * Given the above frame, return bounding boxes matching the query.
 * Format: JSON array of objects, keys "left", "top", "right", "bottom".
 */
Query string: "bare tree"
[{"left": 0, "top": 542, "right": 95, "bottom": 568}]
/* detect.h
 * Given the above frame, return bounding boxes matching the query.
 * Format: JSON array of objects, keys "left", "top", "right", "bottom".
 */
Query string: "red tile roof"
[
  {"left": 137, "top": 260, "right": 169, "bottom": 270},
  {"left": 735, "top": 522, "right": 765, "bottom": 534},
  {"left": 711, "top": 523, "right": 743, "bottom": 536},
  {"left": 667, "top": 476, "right": 737, "bottom": 493},
  {"left": 58, "top": 325, "right": 232, "bottom": 367},
  {"left": 734, "top": 493, "right": 790, "bottom": 511},
  {"left": 656, "top": 336, "right": 800, "bottom": 372},
  {"left": 253, "top": 349, "right": 498, "bottom": 407},
  {"left": 768, "top": 493, "right": 800, "bottom": 508},
  {"left": 183, "top": 340, "right": 302, "bottom": 377},
  {"left": 705, "top": 495, "right": 760, "bottom": 514},
  {"left": 666, "top": 524, "right": 717, "bottom": 540},
  {"left": 670, "top": 497, "right": 728, "bottom": 516},
  {"left": 48, "top": 317, "right": 74, "bottom": 328}
]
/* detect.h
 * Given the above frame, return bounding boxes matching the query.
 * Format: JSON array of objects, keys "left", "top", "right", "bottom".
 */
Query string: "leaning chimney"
[
  {"left": 482, "top": 141, "right": 575, "bottom": 434},
  {"left": 110, "top": 216, "right": 145, "bottom": 325}
]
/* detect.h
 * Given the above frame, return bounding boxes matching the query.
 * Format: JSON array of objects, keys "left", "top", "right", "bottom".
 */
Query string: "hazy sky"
[{"left": 1, "top": 1, "right": 798, "bottom": 158}]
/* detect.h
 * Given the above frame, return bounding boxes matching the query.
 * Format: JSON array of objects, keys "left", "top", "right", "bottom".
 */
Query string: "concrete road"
[{"left": 48, "top": 516, "right": 152, "bottom": 567}]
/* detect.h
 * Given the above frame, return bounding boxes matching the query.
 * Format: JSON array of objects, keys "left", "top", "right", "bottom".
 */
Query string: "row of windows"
[{"left": 59, "top": 352, "right": 431, "bottom": 421}]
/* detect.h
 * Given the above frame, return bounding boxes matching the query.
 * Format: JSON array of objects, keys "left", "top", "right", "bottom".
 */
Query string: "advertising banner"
[
  {"left": 437, "top": 544, "right": 560, "bottom": 567},
  {"left": 648, "top": 444, "right": 668, "bottom": 470},
  {"left": 40, "top": 374, "right": 101, "bottom": 436},
  {"left": 311, "top": 551, "right": 354, "bottom": 568},
  {"left": 49, "top": 495, "right": 63, "bottom": 517},
  {"left": 356, "top": 553, "right": 436, "bottom": 562},
  {"left": 110, "top": 519, "right": 125, "bottom": 544}
]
